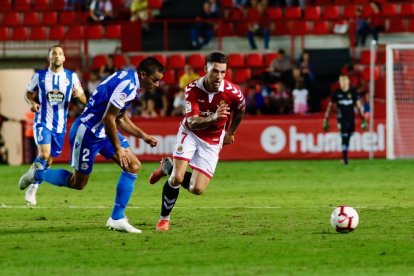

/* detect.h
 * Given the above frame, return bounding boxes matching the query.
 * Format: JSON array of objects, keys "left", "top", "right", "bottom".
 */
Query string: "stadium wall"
[
  {"left": 0, "top": 69, "right": 34, "bottom": 165},
  {"left": 52, "top": 116, "right": 386, "bottom": 164}
]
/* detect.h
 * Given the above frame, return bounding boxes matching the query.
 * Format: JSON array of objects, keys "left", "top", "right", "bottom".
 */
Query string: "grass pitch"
[{"left": 0, "top": 159, "right": 413, "bottom": 275}]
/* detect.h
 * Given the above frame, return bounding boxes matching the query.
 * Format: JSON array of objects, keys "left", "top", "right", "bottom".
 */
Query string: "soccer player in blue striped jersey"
[
  {"left": 21, "top": 45, "right": 87, "bottom": 205},
  {"left": 19, "top": 57, "right": 164, "bottom": 233}
]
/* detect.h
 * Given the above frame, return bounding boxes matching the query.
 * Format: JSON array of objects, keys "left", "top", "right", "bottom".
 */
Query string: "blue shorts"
[
  {"left": 69, "top": 118, "right": 130, "bottom": 175},
  {"left": 33, "top": 123, "right": 65, "bottom": 157}
]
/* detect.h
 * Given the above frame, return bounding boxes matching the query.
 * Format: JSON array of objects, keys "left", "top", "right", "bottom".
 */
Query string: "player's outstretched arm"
[
  {"left": 323, "top": 102, "right": 333, "bottom": 131},
  {"left": 187, "top": 104, "right": 230, "bottom": 130},
  {"left": 116, "top": 113, "right": 157, "bottom": 147}
]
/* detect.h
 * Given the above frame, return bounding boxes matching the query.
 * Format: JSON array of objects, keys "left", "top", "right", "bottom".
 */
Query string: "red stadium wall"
[{"left": 52, "top": 116, "right": 386, "bottom": 163}]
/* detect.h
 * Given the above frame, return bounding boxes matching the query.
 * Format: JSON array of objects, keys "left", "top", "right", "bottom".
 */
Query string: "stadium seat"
[
  {"left": 233, "top": 22, "right": 248, "bottom": 36},
  {"left": 232, "top": 68, "right": 251, "bottom": 84},
  {"left": 4, "top": 12, "right": 20, "bottom": 27},
  {"left": 334, "top": 0, "right": 349, "bottom": 4},
  {"left": 105, "top": 24, "right": 121, "bottom": 39},
  {"left": 362, "top": 4, "right": 373, "bottom": 17},
  {"left": 312, "top": 21, "right": 330, "bottom": 35},
  {"left": 113, "top": 54, "right": 127, "bottom": 69},
  {"left": 285, "top": 7, "right": 302, "bottom": 19},
  {"left": 224, "top": 69, "right": 232, "bottom": 82},
  {"left": 388, "top": 18, "right": 406, "bottom": 33},
  {"left": 148, "top": 0, "right": 163, "bottom": 9},
  {"left": 130, "top": 55, "right": 146, "bottom": 67},
  {"left": 382, "top": 3, "right": 398, "bottom": 17},
  {"left": 188, "top": 54, "right": 206, "bottom": 69},
  {"left": 362, "top": 66, "right": 380, "bottom": 81},
  {"left": 12, "top": 27, "right": 30, "bottom": 41},
  {"left": 0, "top": 0, "right": 12, "bottom": 12},
  {"left": 92, "top": 54, "right": 107, "bottom": 70},
  {"left": 52, "top": 0, "right": 65, "bottom": 10},
  {"left": 0, "top": 27, "right": 9, "bottom": 41},
  {"left": 227, "top": 8, "right": 245, "bottom": 21},
  {"left": 247, "top": 8, "right": 260, "bottom": 22},
  {"left": 66, "top": 25, "right": 84, "bottom": 39},
  {"left": 221, "top": 22, "right": 234, "bottom": 36},
  {"left": 314, "top": 0, "right": 332, "bottom": 4},
  {"left": 245, "top": 53, "right": 263, "bottom": 68},
  {"left": 400, "top": 3, "right": 414, "bottom": 16},
  {"left": 15, "top": 0, "right": 30, "bottom": 11},
  {"left": 33, "top": 0, "right": 49, "bottom": 11},
  {"left": 289, "top": 21, "right": 310, "bottom": 36},
  {"left": 41, "top": 11, "right": 58, "bottom": 26},
  {"left": 220, "top": 0, "right": 233, "bottom": 9},
  {"left": 359, "top": 50, "right": 372, "bottom": 65},
  {"left": 273, "top": 21, "right": 289, "bottom": 35},
  {"left": 48, "top": 25, "right": 65, "bottom": 40},
  {"left": 227, "top": 53, "right": 245, "bottom": 68},
  {"left": 152, "top": 54, "right": 167, "bottom": 66},
  {"left": 342, "top": 5, "right": 356, "bottom": 18},
  {"left": 352, "top": 0, "right": 369, "bottom": 4},
  {"left": 161, "top": 69, "right": 176, "bottom": 86},
  {"left": 305, "top": 6, "right": 321, "bottom": 20},
  {"left": 30, "top": 26, "right": 47, "bottom": 40},
  {"left": 323, "top": 6, "right": 339, "bottom": 20},
  {"left": 59, "top": 11, "right": 76, "bottom": 25},
  {"left": 86, "top": 25, "right": 104, "bottom": 39},
  {"left": 23, "top": 12, "right": 40, "bottom": 26},
  {"left": 264, "top": 53, "right": 278, "bottom": 67},
  {"left": 267, "top": 7, "right": 282, "bottom": 20},
  {"left": 167, "top": 54, "right": 186, "bottom": 69}
]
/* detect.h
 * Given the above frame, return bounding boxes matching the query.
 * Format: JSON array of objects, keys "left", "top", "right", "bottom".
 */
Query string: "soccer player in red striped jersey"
[{"left": 149, "top": 52, "right": 246, "bottom": 231}]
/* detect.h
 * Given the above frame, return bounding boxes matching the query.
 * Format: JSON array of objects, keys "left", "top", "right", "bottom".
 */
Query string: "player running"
[
  {"left": 20, "top": 45, "right": 86, "bottom": 205},
  {"left": 323, "top": 74, "right": 367, "bottom": 165},
  {"left": 149, "top": 52, "right": 246, "bottom": 231},
  {"left": 19, "top": 57, "right": 164, "bottom": 233}
]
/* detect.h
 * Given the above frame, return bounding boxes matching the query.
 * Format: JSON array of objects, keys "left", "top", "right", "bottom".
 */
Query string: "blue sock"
[
  {"left": 35, "top": 169, "right": 71, "bottom": 187},
  {"left": 34, "top": 157, "right": 47, "bottom": 168},
  {"left": 111, "top": 171, "right": 137, "bottom": 220}
]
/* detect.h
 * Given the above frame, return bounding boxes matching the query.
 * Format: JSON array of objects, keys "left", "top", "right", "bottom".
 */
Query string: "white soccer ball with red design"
[{"left": 330, "top": 205, "right": 359, "bottom": 233}]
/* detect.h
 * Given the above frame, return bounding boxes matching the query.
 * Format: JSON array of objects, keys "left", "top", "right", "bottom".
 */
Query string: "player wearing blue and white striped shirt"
[
  {"left": 19, "top": 57, "right": 165, "bottom": 233},
  {"left": 21, "top": 45, "right": 86, "bottom": 205}
]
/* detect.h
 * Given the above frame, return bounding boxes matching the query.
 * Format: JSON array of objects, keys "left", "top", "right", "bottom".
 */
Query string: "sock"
[
  {"left": 161, "top": 180, "right": 180, "bottom": 218},
  {"left": 34, "top": 165, "right": 49, "bottom": 185},
  {"left": 35, "top": 169, "right": 72, "bottom": 187},
  {"left": 111, "top": 171, "right": 137, "bottom": 220},
  {"left": 180, "top": 172, "right": 192, "bottom": 190},
  {"left": 34, "top": 157, "right": 47, "bottom": 168},
  {"left": 341, "top": 133, "right": 350, "bottom": 165}
]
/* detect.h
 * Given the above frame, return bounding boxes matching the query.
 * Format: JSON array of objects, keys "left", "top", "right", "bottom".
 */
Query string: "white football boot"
[
  {"left": 106, "top": 217, "right": 142, "bottom": 234},
  {"left": 19, "top": 162, "right": 44, "bottom": 190},
  {"left": 24, "top": 184, "right": 39, "bottom": 205}
]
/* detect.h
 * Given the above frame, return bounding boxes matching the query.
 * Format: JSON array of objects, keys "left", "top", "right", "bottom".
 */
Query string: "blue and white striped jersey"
[
  {"left": 80, "top": 70, "right": 140, "bottom": 138},
  {"left": 27, "top": 68, "right": 82, "bottom": 133}
]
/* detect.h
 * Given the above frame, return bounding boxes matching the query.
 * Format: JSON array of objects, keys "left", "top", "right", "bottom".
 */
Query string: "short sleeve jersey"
[
  {"left": 80, "top": 70, "right": 140, "bottom": 138},
  {"left": 331, "top": 88, "right": 359, "bottom": 122},
  {"left": 183, "top": 77, "right": 245, "bottom": 145},
  {"left": 27, "top": 68, "right": 82, "bottom": 133}
]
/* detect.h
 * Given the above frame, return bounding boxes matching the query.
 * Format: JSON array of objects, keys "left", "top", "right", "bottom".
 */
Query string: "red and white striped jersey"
[{"left": 183, "top": 76, "right": 245, "bottom": 145}]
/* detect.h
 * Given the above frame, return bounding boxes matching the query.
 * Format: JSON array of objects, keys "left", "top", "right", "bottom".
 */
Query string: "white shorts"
[{"left": 172, "top": 124, "right": 223, "bottom": 178}]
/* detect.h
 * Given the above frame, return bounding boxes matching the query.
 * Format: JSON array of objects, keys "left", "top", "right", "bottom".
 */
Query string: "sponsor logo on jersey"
[
  {"left": 338, "top": 99, "right": 353, "bottom": 106},
  {"left": 46, "top": 89, "right": 65, "bottom": 105},
  {"left": 219, "top": 100, "right": 227, "bottom": 107},
  {"left": 118, "top": 92, "right": 127, "bottom": 101},
  {"left": 185, "top": 101, "right": 192, "bottom": 113}
]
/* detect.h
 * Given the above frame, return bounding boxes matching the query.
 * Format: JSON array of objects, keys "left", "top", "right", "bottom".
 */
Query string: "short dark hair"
[
  {"left": 206, "top": 52, "right": 227, "bottom": 64},
  {"left": 48, "top": 45, "right": 63, "bottom": 56},
  {"left": 137, "top": 57, "right": 165, "bottom": 75}
]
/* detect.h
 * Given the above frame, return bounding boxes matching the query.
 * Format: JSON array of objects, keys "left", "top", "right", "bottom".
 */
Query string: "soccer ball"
[{"left": 330, "top": 205, "right": 359, "bottom": 233}]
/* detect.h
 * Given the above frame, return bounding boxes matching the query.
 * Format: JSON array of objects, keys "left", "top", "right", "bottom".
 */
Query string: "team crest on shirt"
[
  {"left": 185, "top": 101, "right": 192, "bottom": 113},
  {"left": 219, "top": 100, "right": 227, "bottom": 107},
  {"left": 118, "top": 92, "right": 127, "bottom": 100},
  {"left": 46, "top": 89, "right": 65, "bottom": 105},
  {"left": 176, "top": 145, "right": 184, "bottom": 154},
  {"left": 81, "top": 162, "right": 89, "bottom": 171}
]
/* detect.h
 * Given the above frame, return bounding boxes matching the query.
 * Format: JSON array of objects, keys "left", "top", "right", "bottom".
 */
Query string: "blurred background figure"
[
  {"left": 191, "top": 1, "right": 218, "bottom": 50},
  {"left": 179, "top": 64, "right": 200, "bottom": 90},
  {"left": 88, "top": 0, "right": 113, "bottom": 23},
  {"left": 292, "top": 80, "right": 308, "bottom": 115},
  {"left": 246, "top": 1, "right": 274, "bottom": 50}
]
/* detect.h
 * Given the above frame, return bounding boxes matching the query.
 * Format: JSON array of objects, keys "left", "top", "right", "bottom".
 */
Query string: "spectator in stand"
[
  {"left": 191, "top": 1, "right": 218, "bottom": 50},
  {"left": 130, "top": 0, "right": 150, "bottom": 31},
  {"left": 296, "top": 50, "right": 315, "bottom": 84},
  {"left": 354, "top": 7, "right": 370, "bottom": 47},
  {"left": 245, "top": 84, "right": 265, "bottom": 115},
  {"left": 246, "top": 1, "right": 274, "bottom": 50},
  {"left": 179, "top": 64, "right": 200, "bottom": 90},
  {"left": 141, "top": 98, "right": 160, "bottom": 118},
  {"left": 99, "top": 55, "right": 115, "bottom": 80},
  {"left": 171, "top": 91, "right": 186, "bottom": 116},
  {"left": 65, "top": 0, "right": 84, "bottom": 10},
  {"left": 122, "top": 55, "right": 137, "bottom": 71},
  {"left": 267, "top": 81, "right": 291, "bottom": 114},
  {"left": 141, "top": 88, "right": 168, "bottom": 116},
  {"left": 292, "top": 80, "right": 308, "bottom": 115},
  {"left": 209, "top": 0, "right": 221, "bottom": 16},
  {"left": 233, "top": 0, "right": 248, "bottom": 10},
  {"left": 264, "top": 49, "right": 292, "bottom": 84},
  {"left": 285, "top": 0, "right": 306, "bottom": 10},
  {"left": 88, "top": 0, "right": 113, "bottom": 23},
  {"left": 367, "top": 0, "right": 384, "bottom": 44},
  {"left": 87, "top": 70, "right": 101, "bottom": 95}
]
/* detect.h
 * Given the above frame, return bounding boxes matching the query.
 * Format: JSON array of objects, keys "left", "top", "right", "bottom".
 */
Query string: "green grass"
[{"left": 0, "top": 160, "right": 413, "bottom": 275}]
